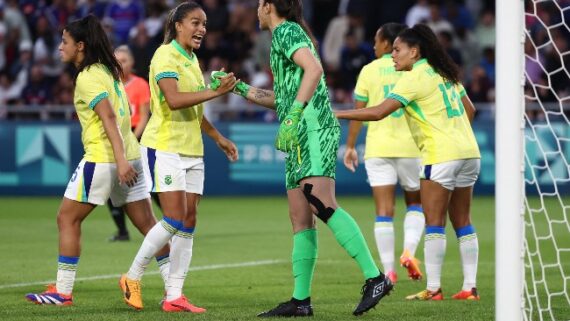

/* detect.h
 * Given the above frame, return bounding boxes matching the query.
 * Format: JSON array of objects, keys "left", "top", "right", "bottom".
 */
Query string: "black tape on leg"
[{"left": 302, "top": 183, "right": 335, "bottom": 223}]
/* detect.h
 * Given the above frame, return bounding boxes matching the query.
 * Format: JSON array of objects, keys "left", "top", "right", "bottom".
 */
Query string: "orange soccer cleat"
[
  {"left": 400, "top": 249, "right": 423, "bottom": 280},
  {"left": 162, "top": 295, "right": 206, "bottom": 313},
  {"left": 386, "top": 270, "right": 398, "bottom": 284},
  {"left": 452, "top": 287, "right": 480, "bottom": 300},
  {"left": 119, "top": 274, "right": 143, "bottom": 310}
]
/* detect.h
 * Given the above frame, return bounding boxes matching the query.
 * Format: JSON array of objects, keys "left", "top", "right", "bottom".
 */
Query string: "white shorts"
[
  {"left": 64, "top": 158, "right": 149, "bottom": 207},
  {"left": 364, "top": 157, "right": 421, "bottom": 191},
  {"left": 141, "top": 146, "right": 204, "bottom": 195},
  {"left": 420, "top": 158, "right": 480, "bottom": 190}
]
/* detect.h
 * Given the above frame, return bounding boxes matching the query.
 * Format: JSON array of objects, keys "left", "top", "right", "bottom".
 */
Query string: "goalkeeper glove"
[
  {"left": 233, "top": 80, "right": 250, "bottom": 97},
  {"left": 275, "top": 100, "right": 305, "bottom": 153},
  {"left": 208, "top": 70, "right": 228, "bottom": 90}
]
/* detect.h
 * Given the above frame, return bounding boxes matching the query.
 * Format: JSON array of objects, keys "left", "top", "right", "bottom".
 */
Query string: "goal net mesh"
[{"left": 523, "top": 1, "right": 570, "bottom": 320}]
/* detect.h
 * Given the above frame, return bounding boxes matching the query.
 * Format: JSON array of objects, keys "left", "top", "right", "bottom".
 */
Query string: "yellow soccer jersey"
[
  {"left": 74, "top": 63, "right": 140, "bottom": 162},
  {"left": 354, "top": 54, "right": 420, "bottom": 159},
  {"left": 141, "top": 40, "right": 205, "bottom": 156},
  {"left": 387, "top": 59, "right": 480, "bottom": 165}
]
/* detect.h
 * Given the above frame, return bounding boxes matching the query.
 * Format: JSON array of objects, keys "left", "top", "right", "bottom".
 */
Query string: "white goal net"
[{"left": 523, "top": 1, "right": 570, "bottom": 320}]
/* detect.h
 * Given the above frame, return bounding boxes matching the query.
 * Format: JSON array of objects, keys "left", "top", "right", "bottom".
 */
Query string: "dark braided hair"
[
  {"left": 378, "top": 22, "right": 407, "bottom": 48},
  {"left": 64, "top": 15, "right": 123, "bottom": 84},
  {"left": 262, "top": 0, "right": 318, "bottom": 50},
  {"left": 397, "top": 24, "right": 460, "bottom": 84},
  {"left": 164, "top": 1, "right": 203, "bottom": 44}
]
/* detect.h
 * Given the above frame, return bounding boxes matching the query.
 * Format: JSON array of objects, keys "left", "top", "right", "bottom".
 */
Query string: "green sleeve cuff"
[
  {"left": 353, "top": 93, "right": 368, "bottom": 102},
  {"left": 286, "top": 42, "right": 310, "bottom": 60},
  {"left": 155, "top": 71, "right": 179, "bottom": 83},
  {"left": 387, "top": 93, "right": 409, "bottom": 107},
  {"left": 88, "top": 92, "right": 109, "bottom": 110},
  {"left": 459, "top": 88, "right": 466, "bottom": 97}
]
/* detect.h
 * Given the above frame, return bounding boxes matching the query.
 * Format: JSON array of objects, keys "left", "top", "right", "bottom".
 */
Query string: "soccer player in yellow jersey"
[
  {"left": 25, "top": 15, "right": 169, "bottom": 306},
  {"left": 120, "top": 2, "right": 238, "bottom": 313},
  {"left": 344, "top": 23, "right": 424, "bottom": 285},
  {"left": 336, "top": 24, "right": 481, "bottom": 301}
]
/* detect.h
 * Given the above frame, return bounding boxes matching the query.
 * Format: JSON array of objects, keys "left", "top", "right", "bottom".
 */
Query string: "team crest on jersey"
[{"left": 165, "top": 175, "right": 172, "bottom": 185}]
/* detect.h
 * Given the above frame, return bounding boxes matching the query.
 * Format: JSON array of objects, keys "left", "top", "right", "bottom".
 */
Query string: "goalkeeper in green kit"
[{"left": 210, "top": 0, "right": 392, "bottom": 317}]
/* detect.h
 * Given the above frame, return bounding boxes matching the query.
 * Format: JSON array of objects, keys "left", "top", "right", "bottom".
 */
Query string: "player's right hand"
[
  {"left": 274, "top": 102, "right": 304, "bottom": 152},
  {"left": 216, "top": 73, "right": 236, "bottom": 94},
  {"left": 209, "top": 69, "right": 236, "bottom": 94},
  {"left": 117, "top": 160, "right": 138, "bottom": 187},
  {"left": 343, "top": 147, "right": 358, "bottom": 172}
]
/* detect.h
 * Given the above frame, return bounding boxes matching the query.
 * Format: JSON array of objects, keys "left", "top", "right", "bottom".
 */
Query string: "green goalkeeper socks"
[
  {"left": 327, "top": 207, "right": 380, "bottom": 280},
  {"left": 292, "top": 228, "right": 318, "bottom": 300}
]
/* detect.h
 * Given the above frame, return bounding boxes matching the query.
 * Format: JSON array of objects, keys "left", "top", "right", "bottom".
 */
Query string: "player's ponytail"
[
  {"left": 265, "top": 0, "right": 318, "bottom": 51},
  {"left": 398, "top": 24, "right": 459, "bottom": 84},
  {"left": 164, "top": 1, "right": 202, "bottom": 44},
  {"left": 64, "top": 14, "right": 123, "bottom": 84}
]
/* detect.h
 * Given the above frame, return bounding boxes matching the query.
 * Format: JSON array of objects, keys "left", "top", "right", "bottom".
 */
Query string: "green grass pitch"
[{"left": 0, "top": 195, "right": 563, "bottom": 320}]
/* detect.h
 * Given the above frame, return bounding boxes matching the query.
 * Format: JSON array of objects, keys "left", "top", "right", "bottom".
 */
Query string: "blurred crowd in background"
[{"left": 0, "top": 0, "right": 566, "bottom": 121}]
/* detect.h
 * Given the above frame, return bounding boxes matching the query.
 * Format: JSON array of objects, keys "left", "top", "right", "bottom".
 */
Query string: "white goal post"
[{"left": 496, "top": 0, "right": 525, "bottom": 320}]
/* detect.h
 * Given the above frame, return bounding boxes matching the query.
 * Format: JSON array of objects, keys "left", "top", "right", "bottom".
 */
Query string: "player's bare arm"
[
  {"left": 159, "top": 75, "right": 236, "bottom": 110},
  {"left": 336, "top": 99, "right": 402, "bottom": 122}
]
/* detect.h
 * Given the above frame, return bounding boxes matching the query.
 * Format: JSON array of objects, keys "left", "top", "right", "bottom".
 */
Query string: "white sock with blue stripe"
[
  {"left": 403, "top": 205, "right": 425, "bottom": 256},
  {"left": 156, "top": 254, "right": 170, "bottom": 291},
  {"left": 425, "top": 226, "right": 446, "bottom": 291},
  {"left": 166, "top": 226, "right": 194, "bottom": 301},
  {"left": 126, "top": 216, "right": 179, "bottom": 281},
  {"left": 456, "top": 225, "right": 479, "bottom": 290},
  {"left": 374, "top": 216, "right": 395, "bottom": 273},
  {"left": 56, "top": 255, "right": 79, "bottom": 295}
]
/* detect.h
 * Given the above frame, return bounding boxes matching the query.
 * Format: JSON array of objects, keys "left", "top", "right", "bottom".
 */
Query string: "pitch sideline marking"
[{"left": 0, "top": 259, "right": 285, "bottom": 290}]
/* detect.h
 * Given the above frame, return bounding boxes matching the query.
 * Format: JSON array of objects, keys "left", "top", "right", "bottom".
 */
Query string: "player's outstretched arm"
[
  {"left": 336, "top": 98, "right": 402, "bottom": 122},
  {"left": 158, "top": 73, "right": 236, "bottom": 110},
  {"left": 241, "top": 85, "right": 276, "bottom": 110},
  {"left": 210, "top": 70, "right": 276, "bottom": 109}
]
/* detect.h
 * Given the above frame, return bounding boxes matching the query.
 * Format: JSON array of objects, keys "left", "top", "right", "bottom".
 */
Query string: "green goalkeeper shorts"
[{"left": 285, "top": 126, "right": 340, "bottom": 190}]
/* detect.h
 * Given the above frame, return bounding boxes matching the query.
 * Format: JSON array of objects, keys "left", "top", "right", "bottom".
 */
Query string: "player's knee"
[
  {"left": 57, "top": 210, "right": 80, "bottom": 229},
  {"left": 302, "top": 183, "right": 335, "bottom": 223}
]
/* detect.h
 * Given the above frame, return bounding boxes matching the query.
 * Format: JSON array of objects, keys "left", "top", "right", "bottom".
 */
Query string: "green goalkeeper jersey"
[{"left": 270, "top": 21, "right": 339, "bottom": 132}]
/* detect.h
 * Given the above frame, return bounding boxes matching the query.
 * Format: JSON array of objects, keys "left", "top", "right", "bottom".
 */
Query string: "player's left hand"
[
  {"left": 275, "top": 101, "right": 304, "bottom": 153},
  {"left": 216, "top": 136, "right": 239, "bottom": 162}
]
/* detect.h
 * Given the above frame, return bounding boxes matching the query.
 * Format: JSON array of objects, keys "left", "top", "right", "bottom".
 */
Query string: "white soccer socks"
[
  {"left": 456, "top": 225, "right": 479, "bottom": 290},
  {"left": 126, "top": 218, "right": 178, "bottom": 280},
  {"left": 424, "top": 226, "right": 446, "bottom": 292},
  {"left": 374, "top": 216, "right": 395, "bottom": 273},
  {"left": 166, "top": 226, "right": 194, "bottom": 301},
  {"left": 403, "top": 205, "right": 425, "bottom": 256}
]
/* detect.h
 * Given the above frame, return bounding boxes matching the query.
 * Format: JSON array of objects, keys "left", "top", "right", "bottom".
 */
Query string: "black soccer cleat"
[
  {"left": 353, "top": 272, "right": 394, "bottom": 316},
  {"left": 257, "top": 299, "right": 314, "bottom": 318},
  {"left": 109, "top": 233, "right": 130, "bottom": 242}
]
